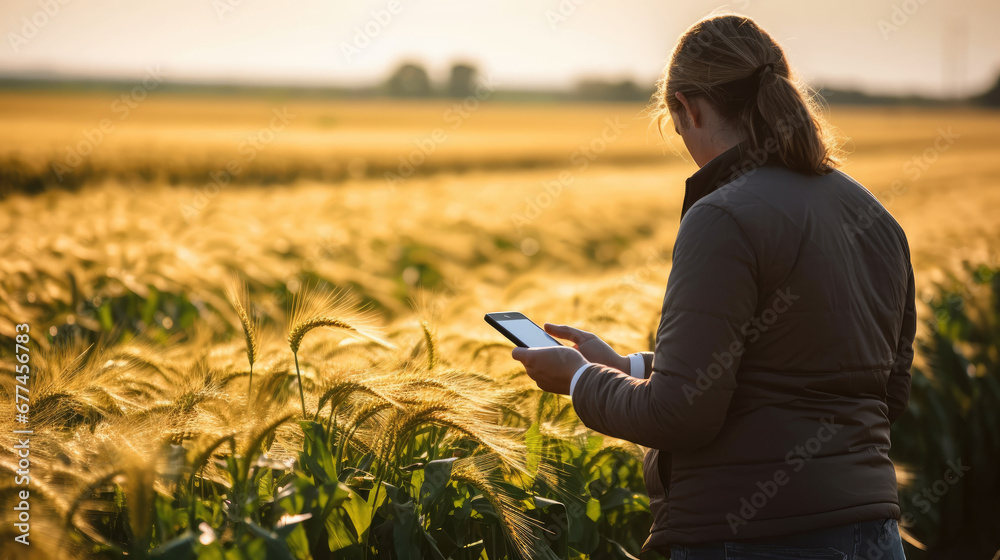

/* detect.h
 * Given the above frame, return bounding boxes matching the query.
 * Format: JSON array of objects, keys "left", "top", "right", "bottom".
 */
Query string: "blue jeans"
[{"left": 669, "top": 519, "right": 906, "bottom": 560}]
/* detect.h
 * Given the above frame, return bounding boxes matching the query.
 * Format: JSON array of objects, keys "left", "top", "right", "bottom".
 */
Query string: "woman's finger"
[{"left": 544, "top": 323, "right": 591, "bottom": 344}]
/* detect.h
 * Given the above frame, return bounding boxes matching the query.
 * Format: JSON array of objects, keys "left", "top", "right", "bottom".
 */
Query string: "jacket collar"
[{"left": 680, "top": 142, "right": 773, "bottom": 220}]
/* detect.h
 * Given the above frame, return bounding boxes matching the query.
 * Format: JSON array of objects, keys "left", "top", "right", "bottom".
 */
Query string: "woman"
[{"left": 512, "top": 14, "right": 914, "bottom": 560}]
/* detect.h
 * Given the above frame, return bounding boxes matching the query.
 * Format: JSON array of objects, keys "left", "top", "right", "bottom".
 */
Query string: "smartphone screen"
[
  {"left": 485, "top": 312, "right": 562, "bottom": 348},
  {"left": 501, "top": 318, "right": 561, "bottom": 347}
]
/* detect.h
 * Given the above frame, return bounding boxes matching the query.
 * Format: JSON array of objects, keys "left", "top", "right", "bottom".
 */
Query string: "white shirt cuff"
[
  {"left": 569, "top": 363, "right": 591, "bottom": 399},
  {"left": 628, "top": 353, "right": 645, "bottom": 379}
]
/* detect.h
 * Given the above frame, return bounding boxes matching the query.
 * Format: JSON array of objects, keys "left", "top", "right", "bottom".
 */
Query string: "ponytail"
[{"left": 651, "top": 14, "right": 842, "bottom": 175}]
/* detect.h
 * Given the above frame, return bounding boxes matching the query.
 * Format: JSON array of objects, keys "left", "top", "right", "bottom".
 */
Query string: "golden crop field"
[{"left": 1, "top": 90, "right": 999, "bottom": 559}]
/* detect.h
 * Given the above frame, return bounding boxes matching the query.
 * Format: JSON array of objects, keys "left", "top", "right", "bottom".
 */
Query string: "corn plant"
[{"left": 891, "top": 262, "right": 1000, "bottom": 559}]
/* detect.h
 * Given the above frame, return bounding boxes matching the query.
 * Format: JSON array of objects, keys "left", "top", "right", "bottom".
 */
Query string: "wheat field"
[{"left": 1, "top": 91, "right": 999, "bottom": 559}]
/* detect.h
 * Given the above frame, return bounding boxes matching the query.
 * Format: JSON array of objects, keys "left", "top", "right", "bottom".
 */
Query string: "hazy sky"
[{"left": 1, "top": 0, "right": 998, "bottom": 97}]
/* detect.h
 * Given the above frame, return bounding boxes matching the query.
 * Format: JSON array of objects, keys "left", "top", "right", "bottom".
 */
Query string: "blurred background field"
[
  {"left": 2, "top": 0, "right": 1000, "bottom": 558},
  {"left": 2, "top": 92, "right": 1000, "bottom": 338},
  {"left": 2, "top": 89, "right": 1000, "bottom": 559}
]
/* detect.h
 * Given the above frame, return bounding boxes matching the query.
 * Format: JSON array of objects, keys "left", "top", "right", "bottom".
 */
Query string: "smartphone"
[{"left": 484, "top": 311, "right": 563, "bottom": 348}]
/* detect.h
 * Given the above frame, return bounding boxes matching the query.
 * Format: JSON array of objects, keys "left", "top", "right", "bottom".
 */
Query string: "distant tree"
[
  {"left": 575, "top": 78, "right": 651, "bottom": 101},
  {"left": 612, "top": 79, "right": 641, "bottom": 100},
  {"left": 447, "top": 63, "right": 477, "bottom": 98},
  {"left": 386, "top": 63, "right": 431, "bottom": 97},
  {"left": 973, "top": 72, "right": 1000, "bottom": 107}
]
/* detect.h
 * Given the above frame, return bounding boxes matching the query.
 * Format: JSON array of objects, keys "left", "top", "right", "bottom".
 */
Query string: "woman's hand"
[
  {"left": 511, "top": 345, "right": 587, "bottom": 395},
  {"left": 543, "top": 323, "right": 630, "bottom": 373}
]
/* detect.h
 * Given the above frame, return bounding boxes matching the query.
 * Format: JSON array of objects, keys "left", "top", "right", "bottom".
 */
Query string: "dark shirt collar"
[{"left": 680, "top": 142, "right": 773, "bottom": 219}]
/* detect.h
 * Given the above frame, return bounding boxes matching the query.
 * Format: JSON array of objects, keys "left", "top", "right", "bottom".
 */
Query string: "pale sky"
[{"left": 1, "top": 0, "right": 998, "bottom": 97}]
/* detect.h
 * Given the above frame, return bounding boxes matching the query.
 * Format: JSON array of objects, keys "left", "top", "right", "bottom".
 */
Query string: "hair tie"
[
  {"left": 702, "top": 62, "right": 778, "bottom": 103},
  {"left": 751, "top": 62, "right": 776, "bottom": 81}
]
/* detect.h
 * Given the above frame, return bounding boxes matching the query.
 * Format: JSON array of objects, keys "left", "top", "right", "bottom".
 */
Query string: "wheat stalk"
[
  {"left": 225, "top": 272, "right": 261, "bottom": 400},
  {"left": 450, "top": 454, "right": 545, "bottom": 560},
  {"left": 286, "top": 282, "right": 394, "bottom": 416},
  {"left": 287, "top": 317, "right": 362, "bottom": 417}
]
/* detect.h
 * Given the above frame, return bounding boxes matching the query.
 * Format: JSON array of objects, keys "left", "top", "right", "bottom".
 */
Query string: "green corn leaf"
[{"left": 340, "top": 486, "right": 374, "bottom": 542}]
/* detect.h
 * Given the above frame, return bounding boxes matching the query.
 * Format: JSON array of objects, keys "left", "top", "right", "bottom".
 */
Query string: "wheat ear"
[
  {"left": 287, "top": 317, "right": 358, "bottom": 354},
  {"left": 225, "top": 272, "right": 261, "bottom": 400},
  {"left": 420, "top": 319, "right": 436, "bottom": 370},
  {"left": 287, "top": 317, "right": 361, "bottom": 417},
  {"left": 286, "top": 282, "right": 395, "bottom": 417}
]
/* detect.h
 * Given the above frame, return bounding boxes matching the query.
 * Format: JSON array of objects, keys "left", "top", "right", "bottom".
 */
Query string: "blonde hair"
[{"left": 650, "top": 14, "right": 842, "bottom": 174}]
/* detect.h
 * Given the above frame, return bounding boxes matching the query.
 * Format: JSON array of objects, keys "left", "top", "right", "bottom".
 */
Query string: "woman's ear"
[{"left": 675, "top": 91, "right": 702, "bottom": 129}]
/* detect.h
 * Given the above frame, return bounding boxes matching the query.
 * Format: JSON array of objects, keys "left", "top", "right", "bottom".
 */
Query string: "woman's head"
[{"left": 651, "top": 14, "right": 841, "bottom": 174}]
